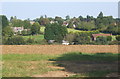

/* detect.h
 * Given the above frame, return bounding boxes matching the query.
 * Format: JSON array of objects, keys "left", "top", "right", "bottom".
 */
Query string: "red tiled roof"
[{"left": 92, "top": 34, "right": 112, "bottom": 38}]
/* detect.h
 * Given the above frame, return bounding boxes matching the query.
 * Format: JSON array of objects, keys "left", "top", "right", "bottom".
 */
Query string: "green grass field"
[
  {"left": 67, "top": 28, "right": 85, "bottom": 33},
  {"left": 3, "top": 52, "right": 119, "bottom": 77},
  {"left": 22, "top": 35, "right": 44, "bottom": 41},
  {"left": 40, "top": 26, "right": 45, "bottom": 33}
]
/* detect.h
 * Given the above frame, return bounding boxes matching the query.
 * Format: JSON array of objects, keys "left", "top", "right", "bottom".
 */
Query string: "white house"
[{"left": 62, "top": 40, "right": 69, "bottom": 45}]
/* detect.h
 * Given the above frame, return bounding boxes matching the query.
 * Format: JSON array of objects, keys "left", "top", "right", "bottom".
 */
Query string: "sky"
[{"left": 1, "top": 1, "right": 118, "bottom": 20}]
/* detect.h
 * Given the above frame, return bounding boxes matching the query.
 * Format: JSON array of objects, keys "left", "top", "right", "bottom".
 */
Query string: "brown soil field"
[{"left": 1, "top": 45, "right": 119, "bottom": 54}]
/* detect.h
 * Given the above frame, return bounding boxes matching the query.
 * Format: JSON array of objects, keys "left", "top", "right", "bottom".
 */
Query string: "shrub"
[
  {"left": 96, "top": 36, "right": 108, "bottom": 45},
  {"left": 5, "top": 36, "right": 26, "bottom": 45},
  {"left": 26, "top": 38, "right": 35, "bottom": 44},
  {"left": 107, "top": 36, "right": 112, "bottom": 41},
  {"left": 109, "top": 40, "right": 120, "bottom": 45},
  {"left": 116, "top": 35, "right": 120, "bottom": 41}
]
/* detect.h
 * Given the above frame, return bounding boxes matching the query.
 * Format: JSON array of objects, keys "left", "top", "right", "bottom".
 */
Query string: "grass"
[
  {"left": 2, "top": 52, "right": 119, "bottom": 77},
  {"left": 53, "top": 52, "right": 119, "bottom": 62},
  {"left": 2, "top": 54, "right": 59, "bottom": 77},
  {"left": 67, "top": 28, "right": 85, "bottom": 33},
  {"left": 22, "top": 35, "right": 44, "bottom": 41},
  {"left": 40, "top": 26, "right": 45, "bottom": 33}
]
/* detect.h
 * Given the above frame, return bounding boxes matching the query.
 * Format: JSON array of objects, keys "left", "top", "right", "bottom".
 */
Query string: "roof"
[{"left": 92, "top": 34, "right": 112, "bottom": 38}]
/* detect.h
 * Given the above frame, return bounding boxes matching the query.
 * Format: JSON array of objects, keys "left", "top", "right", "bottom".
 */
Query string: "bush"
[
  {"left": 26, "top": 38, "right": 35, "bottom": 44},
  {"left": 116, "top": 35, "right": 120, "bottom": 41},
  {"left": 96, "top": 36, "right": 108, "bottom": 45},
  {"left": 74, "top": 33, "right": 91, "bottom": 45},
  {"left": 109, "top": 40, "right": 120, "bottom": 45},
  {"left": 5, "top": 36, "right": 26, "bottom": 45},
  {"left": 107, "top": 36, "right": 112, "bottom": 41}
]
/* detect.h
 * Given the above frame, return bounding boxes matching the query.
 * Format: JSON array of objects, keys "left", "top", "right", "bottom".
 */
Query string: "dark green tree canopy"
[
  {"left": 0, "top": 15, "right": 9, "bottom": 28},
  {"left": 44, "top": 23, "right": 68, "bottom": 42}
]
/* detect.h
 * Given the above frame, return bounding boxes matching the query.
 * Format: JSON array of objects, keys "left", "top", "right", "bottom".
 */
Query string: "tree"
[
  {"left": 0, "top": 15, "right": 9, "bottom": 28},
  {"left": 65, "top": 15, "right": 70, "bottom": 20},
  {"left": 2, "top": 26, "right": 14, "bottom": 37},
  {"left": 96, "top": 36, "right": 108, "bottom": 45},
  {"left": 23, "top": 20, "right": 31, "bottom": 29},
  {"left": 64, "top": 33, "right": 76, "bottom": 43},
  {"left": 44, "top": 23, "right": 68, "bottom": 42},
  {"left": 67, "top": 21, "right": 74, "bottom": 28},
  {"left": 5, "top": 36, "right": 26, "bottom": 45},
  {"left": 107, "top": 36, "right": 112, "bottom": 41},
  {"left": 76, "top": 21, "right": 95, "bottom": 31},
  {"left": 79, "top": 16, "right": 84, "bottom": 21},
  {"left": 55, "top": 16, "right": 64, "bottom": 25},
  {"left": 30, "top": 22, "right": 40, "bottom": 35},
  {"left": 116, "top": 35, "right": 120, "bottom": 41},
  {"left": 38, "top": 16, "right": 50, "bottom": 26},
  {"left": 97, "top": 12, "right": 103, "bottom": 18},
  {"left": 74, "top": 33, "right": 90, "bottom": 44}
]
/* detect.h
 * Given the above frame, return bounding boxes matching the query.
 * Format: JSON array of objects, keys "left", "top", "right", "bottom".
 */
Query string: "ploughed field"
[{"left": 2, "top": 45, "right": 119, "bottom": 54}]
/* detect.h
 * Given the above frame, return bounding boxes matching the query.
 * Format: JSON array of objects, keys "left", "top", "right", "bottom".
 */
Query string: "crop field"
[{"left": 2, "top": 45, "right": 119, "bottom": 54}]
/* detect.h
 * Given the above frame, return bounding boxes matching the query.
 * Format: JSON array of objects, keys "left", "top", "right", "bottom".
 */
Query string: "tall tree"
[
  {"left": 30, "top": 22, "right": 40, "bottom": 35},
  {"left": 0, "top": 15, "right": 9, "bottom": 28},
  {"left": 97, "top": 12, "right": 103, "bottom": 18},
  {"left": 44, "top": 23, "right": 68, "bottom": 42},
  {"left": 65, "top": 15, "right": 70, "bottom": 20}
]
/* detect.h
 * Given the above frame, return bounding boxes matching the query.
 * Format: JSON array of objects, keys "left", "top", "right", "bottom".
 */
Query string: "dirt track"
[{"left": 2, "top": 45, "right": 119, "bottom": 54}]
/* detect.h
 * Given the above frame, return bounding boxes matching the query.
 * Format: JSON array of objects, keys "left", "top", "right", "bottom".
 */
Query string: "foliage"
[
  {"left": 23, "top": 20, "right": 31, "bottom": 29},
  {"left": 30, "top": 22, "right": 41, "bottom": 35},
  {"left": 96, "top": 36, "right": 108, "bottom": 45},
  {"left": 76, "top": 21, "right": 95, "bottom": 31},
  {"left": 26, "top": 38, "right": 35, "bottom": 44},
  {"left": 116, "top": 35, "right": 120, "bottom": 41},
  {"left": 0, "top": 15, "right": 9, "bottom": 28},
  {"left": 106, "top": 36, "right": 112, "bottom": 41},
  {"left": 38, "top": 16, "right": 50, "bottom": 26},
  {"left": 44, "top": 23, "right": 68, "bottom": 42},
  {"left": 5, "top": 36, "right": 26, "bottom": 45},
  {"left": 2, "top": 26, "right": 14, "bottom": 37},
  {"left": 109, "top": 40, "right": 120, "bottom": 45},
  {"left": 67, "top": 21, "right": 74, "bottom": 28},
  {"left": 74, "top": 33, "right": 91, "bottom": 44},
  {"left": 64, "top": 33, "right": 76, "bottom": 43}
]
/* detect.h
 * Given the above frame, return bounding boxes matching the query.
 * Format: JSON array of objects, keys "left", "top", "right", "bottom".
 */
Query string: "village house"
[
  {"left": 91, "top": 34, "right": 112, "bottom": 41},
  {"left": 62, "top": 40, "right": 69, "bottom": 45},
  {"left": 12, "top": 26, "right": 30, "bottom": 35},
  {"left": 30, "top": 21, "right": 35, "bottom": 25},
  {"left": 12, "top": 26, "right": 24, "bottom": 34},
  {"left": 63, "top": 21, "right": 69, "bottom": 26}
]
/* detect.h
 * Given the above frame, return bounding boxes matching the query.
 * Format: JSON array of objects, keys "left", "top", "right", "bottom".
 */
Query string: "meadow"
[{"left": 2, "top": 52, "right": 119, "bottom": 77}]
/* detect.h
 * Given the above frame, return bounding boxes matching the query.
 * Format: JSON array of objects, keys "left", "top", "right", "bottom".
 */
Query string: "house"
[
  {"left": 30, "top": 21, "right": 35, "bottom": 25},
  {"left": 91, "top": 34, "right": 112, "bottom": 41},
  {"left": 62, "top": 40, "right": 69, "bottom": 45},
  {"left": 12, "top": 26, "right": 24, "bottom": 34},
  {"left": 50, "top": 21, "right": 55, "bottom": 24},
  {"left": 63, "top": 21, "right": 69, "bottom": 26},
  {"left": 48, "top": 40, "right": 55, "bottom": 43}
]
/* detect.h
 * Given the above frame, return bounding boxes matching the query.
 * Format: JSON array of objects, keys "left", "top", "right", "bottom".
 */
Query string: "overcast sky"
[{"left": 1, "top": 2, "right": 118, "bottom": 20}]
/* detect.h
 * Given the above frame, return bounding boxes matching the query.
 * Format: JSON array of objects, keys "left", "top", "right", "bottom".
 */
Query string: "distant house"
[
  {"left": 30, "top": 21, "right": 35, "bottom": 25},
  {"left": 63, "top": 21, "right": 68, "bottom": 26},
  {"left": 91, "top": 34, "right": 112, "bottom": 41},
  {"left": 62, "top": 40, "right": 69, "bottom": 45},
  {"left": 50, "top": 21, "right": 55, "bottom": 24},
  {"left": 48, "top": 40, "right": 55, "bottom": 43},
  {"left": 12, "top": 27, "right": 24, "bottom": 34}
]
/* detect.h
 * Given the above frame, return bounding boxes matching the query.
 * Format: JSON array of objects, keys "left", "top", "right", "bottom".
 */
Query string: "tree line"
[{"left": 0, "top": 12, "right": 120, "bottom": 45}]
